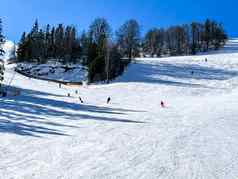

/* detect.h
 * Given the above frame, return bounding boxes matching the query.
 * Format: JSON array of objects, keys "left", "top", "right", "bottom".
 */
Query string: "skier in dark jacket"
[
  {"left": 79, "top": 96, "right": 84, "bottom": 103},
  {"left": 107, "top": 97, "right": 111, "bottom": 104},
  {"left": 161, "top": 101, "right": 165, "bottom": 108}
]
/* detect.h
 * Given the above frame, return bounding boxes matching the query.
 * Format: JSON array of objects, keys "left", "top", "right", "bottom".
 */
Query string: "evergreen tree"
[
  {"left": 72, "top": 38, "right": 81, "bottom": 63},
  {"left": 203, "top": 19, "right": 212, "bottom": 51},
  {"left": 55, "top": 24, "right": 65, "bottom": 61},
  {"left": 0, "top": 19, "right": 5, "bottom": 90},
  {"left": 30, "top": 20, "right": 40, "bottom": 61},
  {"left": 0, "top": 18, "right": 5, "bottom": 56},
  {"left": 88, "top": 55, "right": 105, "bottom": 82},
  {"left": 45, "top": 24, "right": 51, "bottom": 59},
  {"left": 38, "top": 29, "right": 46, "bottom": 63},
  {"left": 108, "top": 44, "right": 123, "bottom": 79},
  {"left": 191, "top": 22, "right": 198, "bottom": 54},
  {"left": 79, "top": 31, "right": 89, "bottom": 65},
  {"left": 49, "top": 27, "right": 56, "bottom": 59},
  {"left": 0, "top": 61, "right": 4, "bottom": 89},
  {"left": 87, "top": 18, "right": 111, "bottom": 82}
]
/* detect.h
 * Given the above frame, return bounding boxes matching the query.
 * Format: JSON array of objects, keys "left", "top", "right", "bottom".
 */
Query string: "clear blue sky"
[{"left": 0, "top": 0, "right": 237, "bottom": 41}]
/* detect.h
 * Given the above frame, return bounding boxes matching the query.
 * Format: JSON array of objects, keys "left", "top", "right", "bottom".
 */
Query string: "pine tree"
[
  {"left": 109, "top": 44, "right": 122, "bottom": 79},
  {"left": 49, "top": 27, "right": 56, "bottom": 59},
  {"left": 45, "top": 24, "right": 51, "bottom": 59},
  {"left": 191, "top": 22, "right": 198, "bottom": 54},
  {"left": 87, "top": 18, "right": 111, "bottom": 82},
  {"left": 72, "top": 38, "right": 81, "bottom": 63},
  {"left": 203, "top": 19, "right": 211, "bottom": 51},
  {"left": 0, "top": 19, "right": 5, "bottom": 91},
  {"left": 0, "top": 18, "right": 5, "bottom": 56},
  {"left": 55, "top": 24, "right": 65, "bottom": 61},
  {"left": 38, "top": 29, "right": 46, "bottom": 63},
  {"left": 80, "top": 31, "right": 90, "bottom": 65},
  {"left": 0, "top": 61, "right": 4, "bottom": 89}
]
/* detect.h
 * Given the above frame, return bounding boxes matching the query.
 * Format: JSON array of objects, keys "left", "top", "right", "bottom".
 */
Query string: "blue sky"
[{"left": 0, "top": 0, "right": 237, "bottom": 41}]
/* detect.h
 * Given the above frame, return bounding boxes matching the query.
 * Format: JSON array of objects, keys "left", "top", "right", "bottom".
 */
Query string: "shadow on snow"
[
  {"left": 0, "top": 87, "right": 145, "bottom": 137},
  {"left": 119, "top": 62, "right": 238, "bottom": 87}
]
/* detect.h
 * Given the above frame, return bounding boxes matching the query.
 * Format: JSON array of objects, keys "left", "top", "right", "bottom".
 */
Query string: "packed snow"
[{"left": 1, "top": 39, "right": 238, "bottom": 178}]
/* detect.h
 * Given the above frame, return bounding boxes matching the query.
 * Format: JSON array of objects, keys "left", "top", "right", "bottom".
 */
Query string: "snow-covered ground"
[
  {"left": 2, "top": 40, "right": 15, "bottom": 62},
  {"left": 1, "top": 39, "right": 238, "bottom": 178},
  {"left": 16, "top": 63, "right": 87, "bottom": 82}
]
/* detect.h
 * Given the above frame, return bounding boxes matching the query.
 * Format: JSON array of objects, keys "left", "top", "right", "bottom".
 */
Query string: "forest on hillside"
[{"left": 0, "top": 18, "right": 228, "bottom": 83}]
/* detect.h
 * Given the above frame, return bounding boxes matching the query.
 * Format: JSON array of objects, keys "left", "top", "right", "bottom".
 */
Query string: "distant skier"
[
  {"left": 79, "top": 96, "right": 84, "bottom": 103},
  {"left": 205, "top": 58, "right": 208, "bottom": 62},
  {"left": 67, "top": 93, "right": 70, "bottom": 97},
  {"left": 107, "top": 97, "right": 111, "bottom": 104},
  {"left": 161, "top": 101, "right": 165, "bottom": 108},
  {"left": 59, "top": 83, "right": 62, "bottom": 88},
  {"left": 75, "top": 90, "right": 78, "bottom": 94}
]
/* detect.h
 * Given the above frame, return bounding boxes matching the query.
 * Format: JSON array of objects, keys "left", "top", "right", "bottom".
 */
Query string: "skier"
[
  {"left": 205, "top": 58, "right": 208, "bottom": 62},
  {"left": 59, "top": 83, "right": 62, "bottom": 88},
  {"left": 79, "top": 96, "right": 84, "bottom": 103},
  {"left": 107, "top": 97, "right": 111, "bottom": 104},
  {"left": 161, "top": 101, "right": 165, "bottom": 108}
]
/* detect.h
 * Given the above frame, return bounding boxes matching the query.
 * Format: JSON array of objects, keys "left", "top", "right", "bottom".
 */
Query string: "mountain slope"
[{"left": 1, "top": 39, "right": 238, "bottom": 178}]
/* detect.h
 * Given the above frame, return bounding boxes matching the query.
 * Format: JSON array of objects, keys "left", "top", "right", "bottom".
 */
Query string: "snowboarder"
[
  {"left": 107, "top": 97, "right": 111, "bottom": 104},
  {"left": 161, "top": 101, "right": 165, "bottom": 108},
  {"left": 79, "top": 96, "right": 84, "bottom": 103}
]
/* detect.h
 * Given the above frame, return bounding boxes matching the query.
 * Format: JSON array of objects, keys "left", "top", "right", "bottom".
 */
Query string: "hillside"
[{"left": 1, "top": 39, "right": 238, "bottom": 178}]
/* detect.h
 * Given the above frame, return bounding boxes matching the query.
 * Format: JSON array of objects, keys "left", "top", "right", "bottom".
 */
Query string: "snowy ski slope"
[{"left": 1, "top": 39, "right": 238, "bottom": 178}]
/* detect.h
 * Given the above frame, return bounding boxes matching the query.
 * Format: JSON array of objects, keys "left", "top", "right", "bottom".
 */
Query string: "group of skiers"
[
  {"left": 65, "top": 89, "right": 111, "bottom": 105},
  {"left": 62, "top": 58, "right": 208, "bottom": 108}
]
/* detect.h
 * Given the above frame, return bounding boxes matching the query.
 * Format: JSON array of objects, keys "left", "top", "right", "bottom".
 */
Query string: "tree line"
[
  {"left": 16, "top": 18, "right": 227, "bottom": 83},
  {"left": 17, "top": 21, "right": 81, "bottom": 64},
  {"left": 143, "top": 19, "right": 227, "bottom": 57},
  {"left": 0, "top": 18, "right": 5, "bottom": 89}
]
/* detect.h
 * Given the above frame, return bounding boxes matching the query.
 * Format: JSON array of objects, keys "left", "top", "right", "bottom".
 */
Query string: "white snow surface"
[
  {"left": 1, "top": 39, "right": 238, "bottom": 178},
  {"left": 2, "top": 40, "right": 15, "bottom": 62}
]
